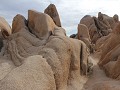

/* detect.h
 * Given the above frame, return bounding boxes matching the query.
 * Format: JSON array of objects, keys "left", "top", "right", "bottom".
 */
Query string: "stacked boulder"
[
  {"left": 0, "top": 5, "right": 90, "bottom": 90},
  {"left": 98, "top": 22, "right": 120, "bottom": 80},
  {"left": 79, "top": 15, "right": 99, "bottom": 44},
  {"left": 44, "top": 4, "right": 61, "bottom": 27},
  {"left": 69, "top": 12, "right": 119, "bottom": 56},
  {"left": 76, "top": 24, "right": 92, "bottom": 52},
  {"left": 80, "top": 12, "right": 119, "bottom": 44}
]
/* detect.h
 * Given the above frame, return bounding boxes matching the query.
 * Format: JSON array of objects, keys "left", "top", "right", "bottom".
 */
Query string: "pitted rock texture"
[{"left": 0, "top": 9, "right": 89, "bottom": 90}]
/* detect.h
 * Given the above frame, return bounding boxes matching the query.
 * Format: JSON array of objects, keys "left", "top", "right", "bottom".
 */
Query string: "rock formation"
[
  {"left": 0, "top": 55, "right": 56, "bottom": 90},
  {"left": 0, "top": 8, "right": 90, "bottom": 90},
  {"left": 0, "top": 16, "right": 11, "bottom": 36},
  {"left": 98, "top": 22, "right": 120, "bottom": 80},
  {"left": 80, "top": 15, "right": 99, "bottom": 44},
  {"left": 99, "top": 22, "right": 120, "bottom": 66},
  {"left": 28, "top": 10, "right": 56, "bottom": 40},
  {"left": 0, "top": 17, "right": 12, "bottom": 51},
  {"left": 44, "top": 4, "right": 61, "bottom": 27},
  {"left": 71, "top": 12, "right": 119, "bottom": 45},
  {"left": 76, "top": 24, "right": 92, "bottom": 52},
  {"left": 0, "top": 3, "right": 120, "bottom": 90},
  {"left": 69, "top": 12, "right": 120, "bottom": 90}
]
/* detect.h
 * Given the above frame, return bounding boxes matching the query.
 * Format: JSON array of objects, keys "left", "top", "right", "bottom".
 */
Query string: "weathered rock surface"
[
  {"left": 0, "top": 4, "right": 120, "bottom": 90},
  {"left": 0, "top": 9, "right": 90, "bottom": 90},
  {"left": 0, "top": 16, "right": 11, "bottom": 37},
  {"left": 98, "top": 22, "right": 120, "bottom": 80},
  {"left": 28, "top": 10, "right": 56, "bottom": 40},
  {"left": 12, "top": 14, "right": 28, "bottom": 33},
  {"left": 0, "top": 55, "right": 56, "bottom": 90},
  {"left": 44, "top": 4, "right": 61, "bottom": 27},
  {"left": 69, "top": 12, "right": 120, "bottom": 90},
  {"left": 76, "top": 24, "right": 92, "bottom": 52},
  {"left": 80, "top": 15, "right": 99, "bottom": 44},
  {"left": 0, "top": 17, "right": 12, "bottom": 51},
  {"left": 98, "top": 12, "right": 119, "bottom": 30},
  {"left": 72, "top": 12, "right": 119, "bottom": 45},
  {"left": 99, "top": 22, "right": 120, "bottom": 65}
]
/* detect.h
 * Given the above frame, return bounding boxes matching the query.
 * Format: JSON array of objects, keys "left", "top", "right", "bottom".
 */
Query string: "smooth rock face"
[
  {"left": 12, "top": 14, "right": 28, "bottom": 33},
  {"left": 77, "top": 24, "right": 90, "bottom": 39},
  {"left": 77, "top": 24, "right": 91, "bottom": 50},
  {"left": 28, "top": 10, "right": 56, "bottom": 40},
  {"left": 0, "top": 17, "right": 12, "bottom": 51},
  {"left": 0, "top": 16, "right": 11, "bottom": 37},
  {"left": 44, "top": 4, "right": 61, "bottom": 27}
]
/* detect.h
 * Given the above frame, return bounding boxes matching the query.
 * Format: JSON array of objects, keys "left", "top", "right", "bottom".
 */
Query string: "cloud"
[{"left": 0, "top": 0, "right": 120, "bottom": 36}]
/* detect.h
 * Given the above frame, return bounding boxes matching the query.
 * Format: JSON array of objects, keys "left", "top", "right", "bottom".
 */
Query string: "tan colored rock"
[
  {"left": 7, "top": 28, "right": 46, "bottom": 66},
  {"left": 94, "top": 16, "right": 110, "bottom": 35},
  {"left": 43, "top": 35, "right": 89, "bottom": 89},
  {"left": 99, "top": 44, "right": 120, "bottom": 67},
  {"left": 98, "top": 22, "right": 120, "bottom": 80},
  {"left": 95, "top": 35, "right": 110, "bottom": 51},
  {"left": 0, "top": 58, "right": 15, "bottom": 81},
  {"left": 103, "top": 55, "right": 120, "bottom": 79},
  {"left": 12, "top": 14, "right": 28, "bottom": 33},
  {"left": 91, "top": 33, "right": 101, "bottom": 44},
  {"left": 0, "top": 9, "right": 91, "bottom": 90},
  {"left": 0, "top": 17, "right": 12, "bottom": 51},
  {"left": 80, "top": 15, "right": 100, "bottom": 44},
  {"left": 80, "top": 15, "right": 95, "bottom": 29},
  {"left": 111, "top": 56, "right": 120, "bottom": 79},
  {"left": 77, "top": 24, "right": 91, "bottom": 50},
  {"left": 38, "top": 48, "right": 63, "bottom": 90},
  {"left": 0, "top": 16, "right": 11, "bottom": 38},
  {"left": 44, "top": 4, "right": 61, "bottom": 27},
  {"left": 104, "top": 61, "right": 116, "bottom": 77},
  {"left": 77, "top": 24, "right": 90, "bottom": 39},
  {"left": 99, "top": 22, "right": 120, "bottom": 65},
  {"left": 6, "top": 19, "right": 89, "bottom": 90},
  {"left": 28, "top": 10, "right": 56, "bottom": 40},
  {"left": 89, "top": 24, "right": 98, "bottom": 40},
  {"left": 0, "top": 55, "right": 56, "bottom": 90},
  {"left": 98, "top": 12, "right": 116, "bottom": 30},
  {"left": 91, "top": 81, "right": 120, "bottom": 90},
  {"left": 53, "top": 27, "right": 66, "bottom": 37}
]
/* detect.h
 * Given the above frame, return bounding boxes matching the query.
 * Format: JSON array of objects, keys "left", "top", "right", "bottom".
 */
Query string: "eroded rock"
[
  {"left": 0, "top": 9, "right": 90, "bottom": 90},
  {"left": 28, "top": 10, "right": 56, "bottom": 40},
  {"left": 44, "top": 4, "right": 61, "bottom": 27}
]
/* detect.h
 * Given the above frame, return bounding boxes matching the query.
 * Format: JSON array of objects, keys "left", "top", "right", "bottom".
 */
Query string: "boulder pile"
[
  {"left": 98, "top": 22, "right": 120, "bottom": 80},
  {"left": 0, "top": 3, "right": 120, "bottom": 90},
  {"left": 70, "top": 12, "right": 119, "bottom": 53},
  {"left": 0, "top": 4, "right": 90, "bottom": 90}
]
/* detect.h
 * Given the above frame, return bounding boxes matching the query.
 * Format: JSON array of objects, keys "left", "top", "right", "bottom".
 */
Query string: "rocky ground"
[{"left": 0, "top": 4, "right": 120, "bottom": 90}]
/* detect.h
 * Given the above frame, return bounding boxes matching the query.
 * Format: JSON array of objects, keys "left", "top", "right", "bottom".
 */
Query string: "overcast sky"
[{"left": 0, "top": 0, "right": 120, "bottom": 36}]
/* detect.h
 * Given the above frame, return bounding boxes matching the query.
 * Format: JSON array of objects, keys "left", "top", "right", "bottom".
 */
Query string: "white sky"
[{"left": 0, "top": 0, "right": 120, "bottom": 36}]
